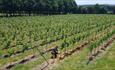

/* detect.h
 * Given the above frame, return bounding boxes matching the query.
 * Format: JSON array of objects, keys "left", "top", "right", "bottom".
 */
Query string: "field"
[{"left": 0, "top": 14, "right": 115, "bottom": 70}]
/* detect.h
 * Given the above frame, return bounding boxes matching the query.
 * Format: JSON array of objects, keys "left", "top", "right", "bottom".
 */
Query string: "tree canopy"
[
  {"left": 0, "top": 0, "right": 77, "bottom": 16},
  {"left": 0, "top": 0, "right": 115, "bottom": 16}
]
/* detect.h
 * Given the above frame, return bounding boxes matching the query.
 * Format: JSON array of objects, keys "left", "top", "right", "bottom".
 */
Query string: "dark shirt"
[{"left": 51, "top": 47, "right": 58, "bottom": 54}]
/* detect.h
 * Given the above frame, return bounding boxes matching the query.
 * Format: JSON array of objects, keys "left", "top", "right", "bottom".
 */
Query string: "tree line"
[
  {"left": 0, "top": 0, "right": 115, "bottom": 16},
  {"left": 0, "top": 0, "right": 77, "bottom": 16},
  {"left": 78, "top": 4, "right": 115, "bottom": 14}
]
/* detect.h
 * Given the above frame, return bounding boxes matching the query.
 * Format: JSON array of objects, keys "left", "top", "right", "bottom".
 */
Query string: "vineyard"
[{"left": 0, "top": 14, "right": 115, "bottom": 70}]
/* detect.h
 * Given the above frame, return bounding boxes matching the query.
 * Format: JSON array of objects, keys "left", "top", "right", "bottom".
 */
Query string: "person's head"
[{"left": 56, "top": 46, "right": 58, "bottom": 48}]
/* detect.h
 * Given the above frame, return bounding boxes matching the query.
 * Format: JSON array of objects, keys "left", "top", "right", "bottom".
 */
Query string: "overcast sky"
[{"left": 75, "top": 0, "right": 115, "bottom": 5}]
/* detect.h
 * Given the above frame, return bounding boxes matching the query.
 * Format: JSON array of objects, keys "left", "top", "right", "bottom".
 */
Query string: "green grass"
[
  {"left": 12, "top": 53, "right": 51, "bottom": 70},
  {"left": 52, "top": 42, "right": 115, "bottom": 70}
]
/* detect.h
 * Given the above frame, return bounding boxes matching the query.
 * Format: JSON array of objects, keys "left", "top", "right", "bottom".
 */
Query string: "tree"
[
  {"left": 93, "top": 4, "right": 101, "bottom": 14},
  {"left": 0, "top": 0, "right": 78, "bottom": 16},
  {"left": 99, "top": 7, "right": 107, "bottom": 14},
  {"left": 87, "top": 7, "right": 94, "bottom": 14}
]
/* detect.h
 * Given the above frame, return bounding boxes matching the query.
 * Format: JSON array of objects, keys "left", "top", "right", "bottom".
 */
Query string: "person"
[{"left": 50, "top": 46, "right": 58, "bottom": 59}]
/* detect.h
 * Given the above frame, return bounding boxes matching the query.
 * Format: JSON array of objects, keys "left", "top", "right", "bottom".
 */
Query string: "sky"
[{"left": 75, "top": 0, "right": 115, "bottom": 5}]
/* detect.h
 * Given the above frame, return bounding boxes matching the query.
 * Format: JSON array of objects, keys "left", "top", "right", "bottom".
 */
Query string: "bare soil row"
[{"left": 87, "top": 36, "right": 115, "bottom": 64}]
